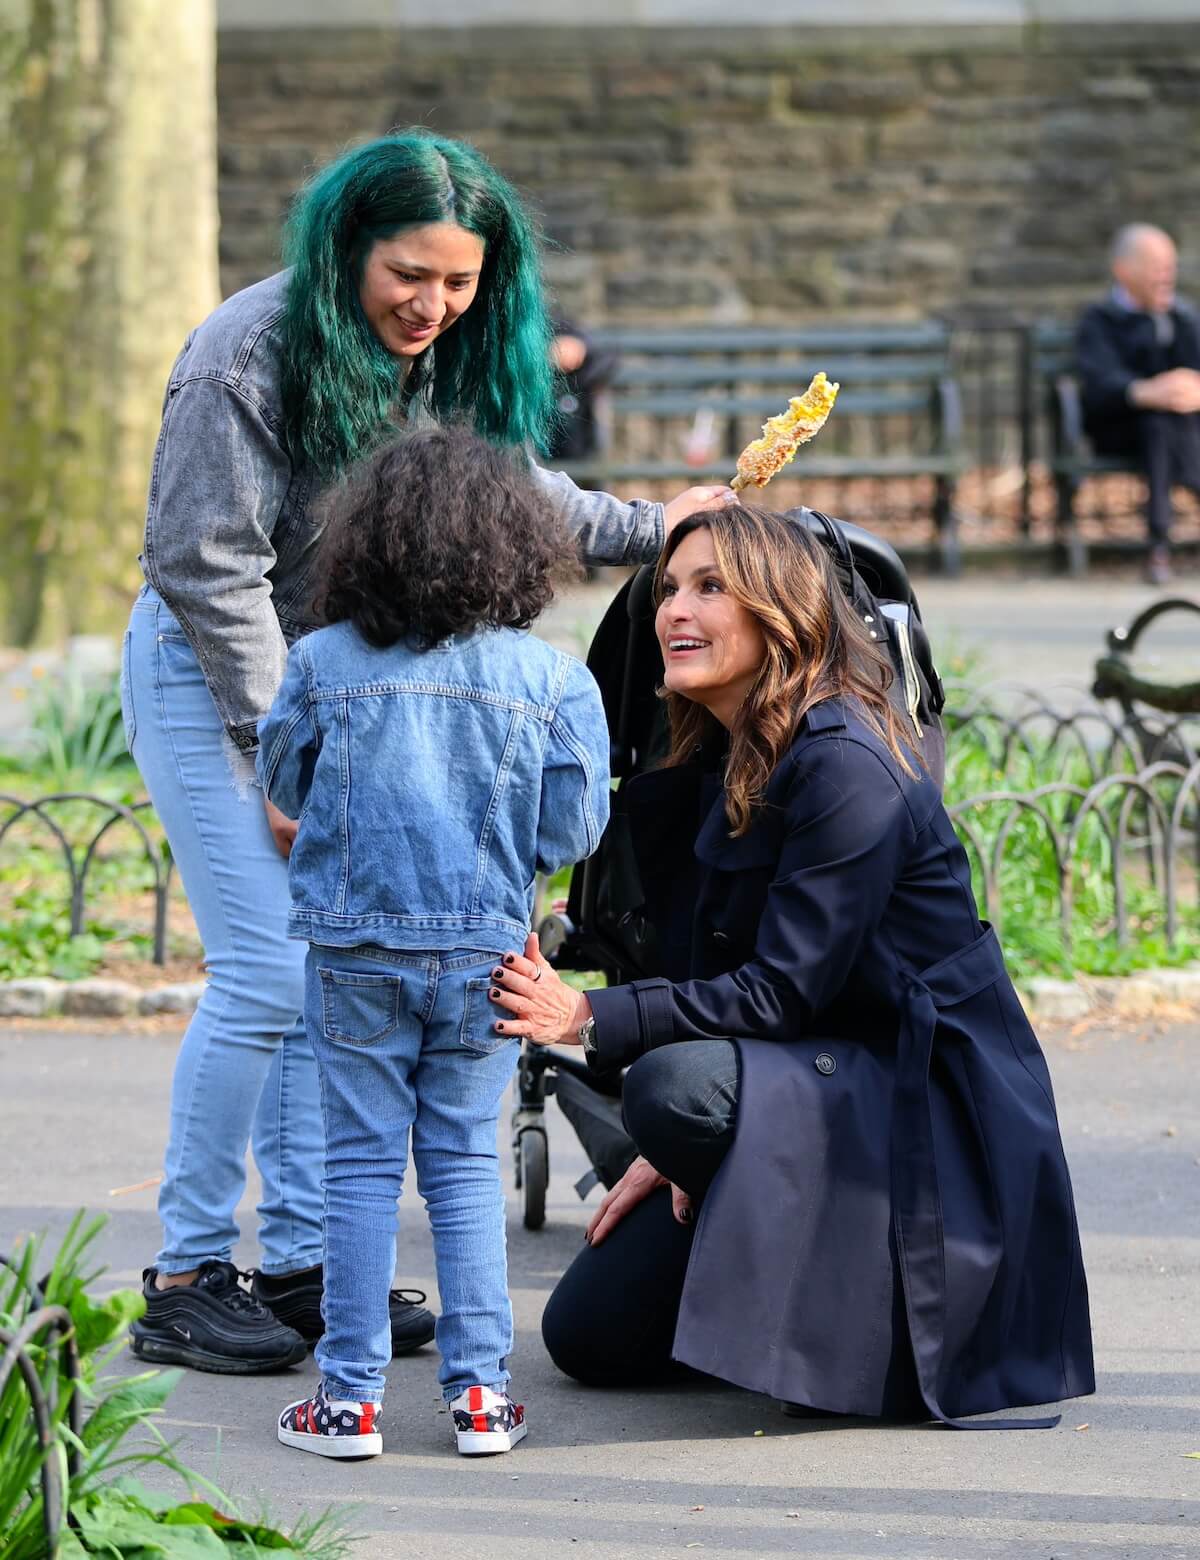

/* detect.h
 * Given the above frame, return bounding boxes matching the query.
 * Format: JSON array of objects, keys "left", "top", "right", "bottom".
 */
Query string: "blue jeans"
[
  {"left": 121, "top": 586, "right": 324, "bottom": 1276},
  {"left": 307, "top": 944, "right": 519, "bottom": 1405}
]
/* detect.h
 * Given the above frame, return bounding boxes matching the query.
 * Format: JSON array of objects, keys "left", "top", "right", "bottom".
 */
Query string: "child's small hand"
[
  {"left": 264, "top": 796, "right": 298, "bottom": 859},
  {"left": 489, "top": 933, "right": 590, "bottom": 1045}
]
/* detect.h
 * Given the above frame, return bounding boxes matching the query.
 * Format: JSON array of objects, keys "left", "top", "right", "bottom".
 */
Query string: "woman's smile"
[{"left": 395, "top": 318, "right": 438, "bottom": 341}]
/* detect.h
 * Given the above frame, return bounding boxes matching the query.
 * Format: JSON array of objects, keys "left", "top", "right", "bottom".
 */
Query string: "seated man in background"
[{"left": 1077, "top": 224, "right": 1200, "bottom": 584}]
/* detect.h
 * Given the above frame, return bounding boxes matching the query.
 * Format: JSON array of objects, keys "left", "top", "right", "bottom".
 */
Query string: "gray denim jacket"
[{"left": 140, "top": 270, "right": 665, "bottom": 752}]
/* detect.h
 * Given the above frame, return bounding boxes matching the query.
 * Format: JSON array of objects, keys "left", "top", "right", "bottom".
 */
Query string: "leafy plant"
[
  {"left": 0, "top": 895, "right": 110, "bottom": 980},
  {"left": 0, "top": 1215, "right": 354, "bottom": 1560},
  {"left": 28, "top": 673, "right": 134, "bottom": 791}
]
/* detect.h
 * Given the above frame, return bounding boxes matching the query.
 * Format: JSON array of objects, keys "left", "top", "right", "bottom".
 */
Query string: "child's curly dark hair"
[{"left": 312, "top": 425, "right": 581, "bottom": 648}]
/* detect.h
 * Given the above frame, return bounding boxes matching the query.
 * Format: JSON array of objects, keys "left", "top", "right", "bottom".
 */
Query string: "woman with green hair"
[{"left": 118, "top": 129, "right": 731, "bottom": 1376}]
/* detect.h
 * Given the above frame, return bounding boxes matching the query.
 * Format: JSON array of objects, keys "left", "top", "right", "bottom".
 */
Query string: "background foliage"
[{"left": 0, "top": 0, "right": 219, "bottom": 645}]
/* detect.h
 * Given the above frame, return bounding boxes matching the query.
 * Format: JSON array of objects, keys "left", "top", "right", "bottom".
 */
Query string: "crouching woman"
[{"left": 491, "top": 504, "right": 1094, "bottom": 1428}]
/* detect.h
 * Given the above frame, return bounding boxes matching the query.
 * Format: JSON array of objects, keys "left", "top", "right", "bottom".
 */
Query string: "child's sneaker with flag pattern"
[
  {"left": 449, "top": 1385, "right": 527, "bottom": 1455},
  {"left": 277, "top": 1385, "right": 382, "bottom": 1459}
]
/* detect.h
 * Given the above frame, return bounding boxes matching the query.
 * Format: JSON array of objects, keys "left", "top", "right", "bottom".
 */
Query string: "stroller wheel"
[{"left": 518, "top": 1129, "right": 548, "bottom": 1231}]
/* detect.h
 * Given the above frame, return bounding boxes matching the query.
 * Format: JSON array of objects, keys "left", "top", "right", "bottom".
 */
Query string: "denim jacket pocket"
[
  {"left": 319, "top": 967, "right": 402, "bottom": 1047},
  {"left": 460, "top": 977, "right": 513, "bottom": 1056}
]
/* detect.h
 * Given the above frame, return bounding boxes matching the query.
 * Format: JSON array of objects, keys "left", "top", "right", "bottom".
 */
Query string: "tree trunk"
[{"left": 0, "top": 0, "right": 219, "bottom": 646}]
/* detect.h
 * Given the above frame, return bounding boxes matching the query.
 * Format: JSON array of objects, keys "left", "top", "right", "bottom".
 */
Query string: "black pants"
[
  {"left": 541, "top": 1042, "right": 739, "bottom": 1387},
  {"left": 1089, "top": 410, "right": 1200, "bottom": 544}
]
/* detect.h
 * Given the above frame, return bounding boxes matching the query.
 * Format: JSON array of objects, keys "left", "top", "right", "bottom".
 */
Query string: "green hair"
[{"left": 279, "top": 130, "right": 555, "bottom": 475}]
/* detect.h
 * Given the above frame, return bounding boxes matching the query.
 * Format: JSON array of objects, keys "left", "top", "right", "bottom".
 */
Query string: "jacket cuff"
[
  {"left": 586, "top": 978, "right": 674, "bottom": 1071},
  {"left": 629, "top": 501, "right": 665, "bottom": 564}
]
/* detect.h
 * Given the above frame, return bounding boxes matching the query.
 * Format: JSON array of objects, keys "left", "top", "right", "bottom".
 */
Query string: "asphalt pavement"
[{"left": 1, "top": 1015, "right": 1197, "bottom": 1559}]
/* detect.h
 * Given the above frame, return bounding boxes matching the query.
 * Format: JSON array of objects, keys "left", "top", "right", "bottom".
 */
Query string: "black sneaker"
[
  {"left": 130, "top": 1260, "right": 308, "bottom": 1374},
  {"left": 250, "top": 1265, "right": 436, "bottom": 1357}
]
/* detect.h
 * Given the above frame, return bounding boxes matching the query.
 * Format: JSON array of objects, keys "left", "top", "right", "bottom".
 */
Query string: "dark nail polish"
[
  {"left": 492, "top": 968, "right": 504, "bottom": 979},
  {"left": 504, "top": 955, "right": 515, "bottom": 965},
  {"left": 679, "top": 1208, "right": 692, "bottom": 1225},
  {"left": 494, "top": 1022, "right": 504, "bottom": 1033}
]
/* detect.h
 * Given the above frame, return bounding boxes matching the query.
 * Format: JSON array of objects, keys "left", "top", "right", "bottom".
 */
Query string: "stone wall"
[{"left": 217, "top": 23, "right": 1200, "bottom": 324}]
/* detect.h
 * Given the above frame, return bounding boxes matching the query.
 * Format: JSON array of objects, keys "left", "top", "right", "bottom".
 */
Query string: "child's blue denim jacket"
[{"left": 257, "top": 621, "right": 610, "bottom": 953}]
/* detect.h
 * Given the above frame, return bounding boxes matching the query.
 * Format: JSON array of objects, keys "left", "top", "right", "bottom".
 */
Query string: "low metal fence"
[
  {"left": 945, "top": 684, "right": 1200, "bottom": 957},
  {"left": 4, "top": 687, "right": 1200, "bottom": 973},
  {"left": 0, "top": 792, "right": 174, "bottom": 965},
  {"left": 0, "top": 1254, "right": 81, "bottom": 1558},
  {"left": 944, "top": 681, "right": 1200, "bottom": 777},
  {"left": 949, "top": 764, "right": 1200, "bottom": 953}
]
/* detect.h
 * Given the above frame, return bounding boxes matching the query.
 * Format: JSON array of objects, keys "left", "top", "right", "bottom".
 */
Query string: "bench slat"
[
  {"left": 1049, "top": 455, "right": 1142, "bottom": 475},
  {"left": 554, "top": 454, "right": 966, "bottom": 484},
  {"left": 613, "top": 355, "right": 949, "bottom": 388},
  {"left": 590, "top": 325, "right": 951, "bottom": 354},
  {"left": 617, "top": 390, "right": 931, "bottom": 417}
]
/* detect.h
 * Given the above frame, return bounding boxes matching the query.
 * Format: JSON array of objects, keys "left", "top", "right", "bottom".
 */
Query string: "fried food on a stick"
[{"left": 731, "top": 372, "right": 840, "bottom": 492}]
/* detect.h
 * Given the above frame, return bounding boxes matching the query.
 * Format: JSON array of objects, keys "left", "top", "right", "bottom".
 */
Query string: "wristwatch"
[{"left": 577, "top": 1014, "right": 598, "bottom": 1061}]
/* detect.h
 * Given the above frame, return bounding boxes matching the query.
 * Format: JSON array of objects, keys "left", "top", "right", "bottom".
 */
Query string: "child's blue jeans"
[{"left": 306, "top": 943, "right": 520, "bottom": 1405}]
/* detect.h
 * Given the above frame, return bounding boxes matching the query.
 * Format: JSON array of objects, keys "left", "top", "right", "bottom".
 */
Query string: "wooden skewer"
[{"left": 108, "top": 1175, "right": 164, "bottom": 1198}]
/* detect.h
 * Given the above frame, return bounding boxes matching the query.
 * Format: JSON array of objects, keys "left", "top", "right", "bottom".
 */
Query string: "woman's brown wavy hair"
[{"left": 655, "top": 505, "right": 919, "bottom": 837}]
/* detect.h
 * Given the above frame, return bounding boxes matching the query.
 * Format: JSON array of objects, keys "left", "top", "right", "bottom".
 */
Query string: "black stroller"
[{"left": 511, "top": 508, "right": 947, "bottom": 1228}]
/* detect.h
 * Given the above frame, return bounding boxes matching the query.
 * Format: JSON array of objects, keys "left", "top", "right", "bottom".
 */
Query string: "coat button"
[{"left": 814, "top": 1052, "right": 836, "bottom": 1076}]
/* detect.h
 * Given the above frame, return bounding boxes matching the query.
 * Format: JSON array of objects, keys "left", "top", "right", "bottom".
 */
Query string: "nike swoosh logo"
[{"left": 173, "top": 1325, "right": 191, "bottom": 1341}]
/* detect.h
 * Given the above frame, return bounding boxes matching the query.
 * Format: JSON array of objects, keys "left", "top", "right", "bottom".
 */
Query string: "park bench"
[
  {"left": 554, "top": 322, "right": 968, "bottom": 575},
  {"left": 1027, "top": 319, "right": 1146, "bottom": 578}
]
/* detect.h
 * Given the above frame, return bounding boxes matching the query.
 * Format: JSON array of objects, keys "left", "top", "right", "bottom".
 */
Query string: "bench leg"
[
  {"left": 934, "top": 478, "right": 961, "bottom": 578},
  {"left": 1054, "top": 475, "right": 1087, "bottom": 577}
]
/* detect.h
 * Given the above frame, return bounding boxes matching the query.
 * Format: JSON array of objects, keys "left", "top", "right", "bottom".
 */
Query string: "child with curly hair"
[{"left": 257, "top": 426, "right": 610, "bottom": 1459}]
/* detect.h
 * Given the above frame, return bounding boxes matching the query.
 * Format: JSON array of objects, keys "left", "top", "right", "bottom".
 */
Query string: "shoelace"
[{"left": 205, "top": 1265, "right": 273, "bottom": 1317}]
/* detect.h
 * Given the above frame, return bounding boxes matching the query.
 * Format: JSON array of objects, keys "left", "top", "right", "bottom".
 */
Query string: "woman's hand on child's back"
[{"left": 489, "top": 933, "right": 590, "bottom": 1044}]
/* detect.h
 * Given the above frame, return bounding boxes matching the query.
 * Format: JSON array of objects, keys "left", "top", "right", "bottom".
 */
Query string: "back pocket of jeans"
[
  {"left": 460, "top": 977, "right": 512, "bottom": 1057},
  {"left": 318, "top": 967, "right": 401, "bottom": 1047}
]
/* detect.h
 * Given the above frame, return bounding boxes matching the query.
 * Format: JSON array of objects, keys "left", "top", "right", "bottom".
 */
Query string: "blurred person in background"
[
  {"left": 1077, "top": 224, "right": 1200, "bottom": 585},
  {"left": 547, "top": 319, "right": 620, "bottom": 465}
]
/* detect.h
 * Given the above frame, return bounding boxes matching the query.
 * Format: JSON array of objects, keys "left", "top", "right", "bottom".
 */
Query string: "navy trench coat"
[{"left": 586, "top": 698, "right": 1094, "bottom": 1425}]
